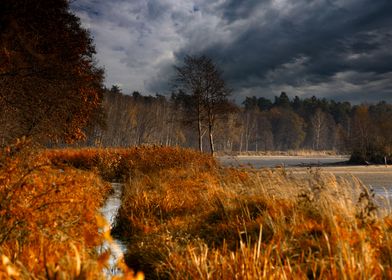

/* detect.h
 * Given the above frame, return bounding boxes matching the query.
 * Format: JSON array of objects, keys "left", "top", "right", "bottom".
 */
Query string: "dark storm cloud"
[
  {"left": 72, "top": 0, "right": 392, "bottom": 103},
  {"left": 218, "top": 0, "right": 271, "bottom": 22},
  {"left": 187, "top": 0, "right": 392, "bottom": 100}
]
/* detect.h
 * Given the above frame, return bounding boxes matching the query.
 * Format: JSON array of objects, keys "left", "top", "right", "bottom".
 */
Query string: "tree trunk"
[
  {"left": 198, "top": 119, "right": 203, "bottom": 152},
  {"left": 208, "top": 123, "right": 215, "bottom": 156},
  {"left": 239, "top": 132, "right": 243, "bottom": 153}
]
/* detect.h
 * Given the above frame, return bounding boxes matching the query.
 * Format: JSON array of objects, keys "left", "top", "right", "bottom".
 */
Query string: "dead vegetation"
[
  {"left": 1, "top": 144, "right": 391, "bottom": 279},
  {"left": 113, "top": 151, "right": 392, "bottom": 279}
]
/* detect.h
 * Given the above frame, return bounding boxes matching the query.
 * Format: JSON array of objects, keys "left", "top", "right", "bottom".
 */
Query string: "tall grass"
[
  {"left": 1, "top": 144, "right": 391, "bottom": 279},
  {"left": 45, "top": 145, "right": 216, "bottom": 181},
  {"left": 0, "top": 141, "right": 144, "bottom": 279},
  {"left": 112, "top": 153, "right": 392, "bottom": 279}
]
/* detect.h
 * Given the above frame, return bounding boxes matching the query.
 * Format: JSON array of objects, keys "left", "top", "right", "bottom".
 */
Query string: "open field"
[{"left": 2, "top": 146, "right": 392, "bottom": 279}]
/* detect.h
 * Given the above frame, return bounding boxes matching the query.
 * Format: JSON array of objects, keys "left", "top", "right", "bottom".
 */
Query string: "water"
[
  {"left": 219, "top": 155, "right": 392, "bottom": 207},
  {"left": 101, "top": 183, "right": 123, "bottom": 226},
  {"left": 219, "top": 155, "right": 349, "bottom": 168},
  {"left": 99, "top": 183, "right": 127, "bottom": 275}
]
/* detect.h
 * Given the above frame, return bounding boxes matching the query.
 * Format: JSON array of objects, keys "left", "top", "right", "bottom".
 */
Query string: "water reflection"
[
  {"left": 99, "top": 183, "right": 127, "bottom": 276},
  {"left": 219, "top": 155, "right": 349, "bottom": 168}
]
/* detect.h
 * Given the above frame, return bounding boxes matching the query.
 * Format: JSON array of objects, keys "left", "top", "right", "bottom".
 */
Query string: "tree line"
[{"left": 83, "top": 87, "right": 392, "bottom": 163}]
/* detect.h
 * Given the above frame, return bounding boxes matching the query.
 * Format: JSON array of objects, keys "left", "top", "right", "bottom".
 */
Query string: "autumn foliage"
[
  {"left": 0, "top": 141, "right": 115, "bottom": 278},
  {"left": 45, "top": 145, "right": 216, "bottom": 181},
  {"left": 0, "top": 144, "right": 214, "bottom": 278},
  {"left": 0, "top": 0, "right": 104, "bottom": 145}
]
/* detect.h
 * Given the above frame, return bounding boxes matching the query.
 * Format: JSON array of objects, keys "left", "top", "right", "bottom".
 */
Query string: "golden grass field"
[{"left": 1, "top": 143, "right": 392, "bottom": 279}]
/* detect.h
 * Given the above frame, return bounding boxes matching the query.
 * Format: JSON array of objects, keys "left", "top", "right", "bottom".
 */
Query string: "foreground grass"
[
  {"left": 1, "top": 144, "right": 392, "bottom": 279},
  {"left": 0, "top": 143, "right": 213, "bottom": 278},
  {"left": 0, "top": 141, "right": 114, "bottom": 278},
  {"left": 112, "top": 152, "right": 392, "bottom": 279},
  {"left": 0, "top": 142, "right": 149, "bottom": 279}
]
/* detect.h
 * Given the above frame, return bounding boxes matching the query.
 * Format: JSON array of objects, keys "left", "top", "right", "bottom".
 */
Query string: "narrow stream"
[{"left": 99, "top": 183, "right": 127, "bottom": 275}]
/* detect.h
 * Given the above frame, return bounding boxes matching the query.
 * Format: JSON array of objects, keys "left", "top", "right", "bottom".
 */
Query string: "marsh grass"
[
  {"left": 113, "top": 155, "right": 392, "bottom": 279},
  {"left": 1, "top": 144, "right": 391, "bottom": 279},
  {"left": 0, "top": 142, "right": 145, "bottom": 279}
]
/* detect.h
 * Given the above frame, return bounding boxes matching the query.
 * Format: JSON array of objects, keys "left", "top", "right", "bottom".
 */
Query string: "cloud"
[
  {"left": 72, "top": 0, "right": 186, "bottom": 92},
  {"left": 71, "top": 0, "right": 392, "bottom": 103}
]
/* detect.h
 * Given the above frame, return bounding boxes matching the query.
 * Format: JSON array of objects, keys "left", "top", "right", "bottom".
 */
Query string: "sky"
[{"left": 71, "top": 0, "right": 392, "bottom": 103}]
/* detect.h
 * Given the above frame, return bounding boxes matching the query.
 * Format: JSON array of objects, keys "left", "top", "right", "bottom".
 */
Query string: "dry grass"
[
  {"left": 1, "top": 144, "right": 391, "bottom": 279},
  {"left": 162, "top": 171, "right": 392, "bottom": 279},
  {"left": 113, "top": 153, "right": 392, "bottom": 279},
  {"left": 0, "top": 141, "right": 144, "bottom": 279},
  {"left": 45, "top": 145, "right": 216, "bottom": 181}
]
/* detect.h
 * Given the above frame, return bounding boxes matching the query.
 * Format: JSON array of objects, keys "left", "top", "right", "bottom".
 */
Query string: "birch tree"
[{"left": 175, "top": 55, "right": 230, "bottom": 155}]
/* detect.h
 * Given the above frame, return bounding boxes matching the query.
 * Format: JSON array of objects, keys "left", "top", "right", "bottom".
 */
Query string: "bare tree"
[
  {"left": 310, "top": 109, "right": 327, "bottom": 150},
  {"left": 175, "top": 55, "right": 230, "bottom": 155},
  {"left": 242, "top": 109, "right": 258, "bottom": 152}
]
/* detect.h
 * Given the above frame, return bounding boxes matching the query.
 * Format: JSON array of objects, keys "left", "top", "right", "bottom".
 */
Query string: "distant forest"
[
  {"left": 2, "top": 0, "right": 391, "bottom": 164},
  {"left": 84, "top": 87, "right": 392, "bottom": 163}
]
